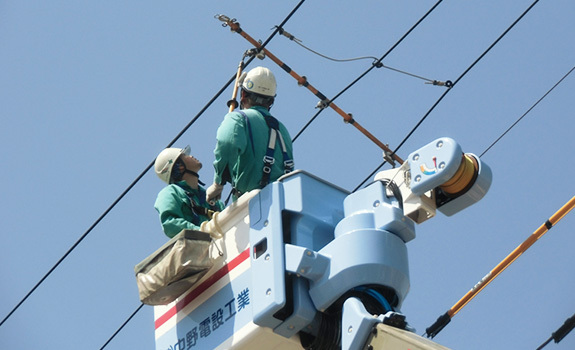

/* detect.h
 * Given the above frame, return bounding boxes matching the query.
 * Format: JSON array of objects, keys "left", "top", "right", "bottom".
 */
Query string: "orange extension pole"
[
  {"left": 426, "top": 195, "right": 575, "bottom": 339},
  {"left": 215, "top": 14, "right": 404, "bottom": 165}
]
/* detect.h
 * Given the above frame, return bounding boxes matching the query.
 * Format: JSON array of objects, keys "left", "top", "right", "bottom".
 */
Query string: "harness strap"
[
  {"left": 233, "top": 110, "right": 294, "bottom": 192},
  {"left": 259, "top": 114, "right": 293, "bottom": 188},
  {"left": 175, "top": 184, "right": 218, "bottom": 220},
  {"left": 275, "top": 129, "right": 294, "bottom": 173},
  {"left": 191, "top": 206, "right": 216, "bottom": 220}
]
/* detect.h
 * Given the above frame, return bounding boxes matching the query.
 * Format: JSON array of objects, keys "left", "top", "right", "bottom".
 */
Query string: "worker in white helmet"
[
  {"left": 207, "top": 66, "right": 294, "bottom": 203},
  {"left": 154, "top": 146, "right": 224, "bottom": 238}
]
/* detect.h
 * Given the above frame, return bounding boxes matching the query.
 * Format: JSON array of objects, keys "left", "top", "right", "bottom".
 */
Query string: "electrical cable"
[
  {"left": 292, "top": 0, "right": 445, "bottom": 143},
  {"left": 99, "top": 303, "right": 144, "bottom": 350},
  {"left": 354, "top": 65, "right": 574, "bottom": 193},
  {"left": 536, "top": 313, "right": 575, "bottom": 350},
  {"left": 356, "top": 61, "right": 571, "bottom": 192},
  {"left": 0, "top": 71, "right": 237, "bottom": 329},
  {"left": 537, "top": 337, "right": 553, "bottom": 350},
  {"left": 277, "top": 27, "right": 451, "bottom": 87},
  {"left": 353, "top": 0, "right": 543, "bottom": 192},
  {"left": 480, "top": 65, "right": 575, "bottom": 158}
]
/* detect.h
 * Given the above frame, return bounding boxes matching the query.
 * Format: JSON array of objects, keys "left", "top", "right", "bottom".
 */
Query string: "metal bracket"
[{"left": 383, "top": 147, "right": 396, "bottom": 168}]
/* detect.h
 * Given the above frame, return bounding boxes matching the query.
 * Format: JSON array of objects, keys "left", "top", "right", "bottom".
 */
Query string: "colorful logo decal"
[
  {"left": 419, "top": 156, "right": 438, "bottom": 175},
  {"left": 245, "top": 80, "right": 254, "bottom": 89}
]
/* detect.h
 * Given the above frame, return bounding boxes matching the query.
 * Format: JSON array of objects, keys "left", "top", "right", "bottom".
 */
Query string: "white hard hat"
[
  {"left": 241, "top": 66, "right": 277, "bottom": 97},
  {"left": 154, "top": 145, "right": 190, "bottom": 184}
]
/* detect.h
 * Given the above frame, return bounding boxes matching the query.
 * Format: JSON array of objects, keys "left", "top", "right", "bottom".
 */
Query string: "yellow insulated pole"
[
  {"left": 426, "top": 195, "right": 575, "bottom": 339},
  {"left": 215, "top": 14, "right": 404, "bottom": 165}
]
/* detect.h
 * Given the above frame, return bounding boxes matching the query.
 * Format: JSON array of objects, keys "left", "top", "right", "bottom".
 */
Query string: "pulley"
[{"left": 440, "top": 154, "right": 478, "bottom": 196}]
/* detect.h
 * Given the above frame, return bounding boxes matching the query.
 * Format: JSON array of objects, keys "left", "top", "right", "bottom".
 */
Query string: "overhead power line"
[
  {"left": 292, "top": 0, "right": 446, "bottom": 143},
  {"left": 537, "top": 313, "right": 575, "bottom": 350},
  {"left": 354, "top": 0, "right": 543, "bottom": 191},
  {"left": 217, "top": 14, "right": 405, "bottom": 164},
  {"left": 99, "top": 303, "right": 144, "bottom": 350},
  {"left": 355, "top": 65, "right": 573, "bottom": 193},
  {"left": 480, "top": 65, "right": 575, "bottom": 158}
]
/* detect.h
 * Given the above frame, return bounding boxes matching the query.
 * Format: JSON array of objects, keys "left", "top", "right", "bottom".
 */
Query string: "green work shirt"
[
  {"left": 154, "top": 181, "right": 225, "bottom": 238},
  {"left": 213, "top": 106, "right": 294, "bottom": 196}
]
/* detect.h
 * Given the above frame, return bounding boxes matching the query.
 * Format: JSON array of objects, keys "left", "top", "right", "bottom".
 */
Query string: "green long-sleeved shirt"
[
  {"left": 213, "top": 106, "right": 293, "bottom": 195},
  {"left": 154, "top": 181, "right": 225, "bottom": 238}
]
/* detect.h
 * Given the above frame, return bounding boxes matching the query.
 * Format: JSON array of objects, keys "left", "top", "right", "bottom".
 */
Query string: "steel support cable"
[
  {"left": 292, "top": 0, "right": 445, "bottom": 143},
  {"left": 93, "top": 3, "right": 308, "bottom": 348},
  {"left": 425, "top": 195, "right": 575, "bottom": 339},
  {"left": 353, "top": 0, "right": 542, "bottom": 192}
]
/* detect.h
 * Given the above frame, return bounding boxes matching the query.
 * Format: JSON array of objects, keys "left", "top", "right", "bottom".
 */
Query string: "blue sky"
[{"left": 1, "top": 1, "right": 574, "bottom": 349}]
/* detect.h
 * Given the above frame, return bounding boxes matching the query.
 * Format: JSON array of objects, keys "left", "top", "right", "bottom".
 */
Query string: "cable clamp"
[
  {"left": 274, "top": 26, "right": 301, "bottom": 43},
  {"left": 215, "top": 14, "right": 240, "bottom": 32},
  {"left": 425, "top": 79, "right": 453, "bottom": 88},
  {"left": 316, "top": 99, "right": 331, "bottom": 109},
  {"left": 246, "top": 48, "right": 265, "bottom": 60},
  {"left": 383, "top": 148, "right": 396, "bottom": 168},
  {"left": 214, "top": 14, "right": 234, "bottom": 27}
]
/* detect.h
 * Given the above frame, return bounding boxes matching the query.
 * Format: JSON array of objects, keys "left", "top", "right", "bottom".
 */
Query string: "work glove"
[{"left": 206, "top": 183, "right": 224, "bottom": 205}]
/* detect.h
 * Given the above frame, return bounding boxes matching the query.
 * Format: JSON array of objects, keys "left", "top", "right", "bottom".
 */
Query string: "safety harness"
[
  {"left": 236, "top": 110, "right": 294, "bottom": 191},
  {"left": 175, "top": 183, "right": 218, "bottom": 220}
]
